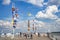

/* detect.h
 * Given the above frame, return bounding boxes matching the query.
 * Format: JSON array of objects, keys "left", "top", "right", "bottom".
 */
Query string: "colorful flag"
[
  {"left": 14, "top": 20, "right": 17, "bottom": 22},
  {"left": 28, "top": 27, "right": 30, "bottom": 31},
  {"left": 13, "top": 25, "right": 16, "bottom": 28},
  {"left": 12, "top": 19, "right": 14, "bottom": 24},
  {"left": 15, "top": 14, "right": 18, "bottom": 18},
  {"left": 12, "top": 8, "right": 15, "bottom": 11}
]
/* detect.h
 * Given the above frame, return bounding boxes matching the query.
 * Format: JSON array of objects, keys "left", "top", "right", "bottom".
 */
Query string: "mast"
[
  {"left": 28, "top": 20, "right": 30, "bottom": 32},
  {"left": 33, "top": 20, "right": 37, "bottom": 33},
  {"left": 12, "top": 3, "right": 18, "bottom": 29},
  {"left": 12, "top": 3, "right": 18, "bottom": 38},
  {"left": 33, "top": 20, "right": 34, "bottom": 31}
]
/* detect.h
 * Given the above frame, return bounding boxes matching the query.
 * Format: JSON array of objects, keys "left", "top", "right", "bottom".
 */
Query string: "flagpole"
[
  {"left": 12, "top": 3, "right": 15, "bottom": 39},
  {"left": 12, "top": 28, "right": 15, "bottom": 38},
  {"left": 33, "top": 19, "right": 36, "bottom": 33},
  {"left": 27, "top": 12, "right": 31, "bottom": 33},
  {"left": 28, "top": 20, "right": 30, "bottom": 33},
  {"left": 12, "top": 3, "right": 18, "bottom": 39}
]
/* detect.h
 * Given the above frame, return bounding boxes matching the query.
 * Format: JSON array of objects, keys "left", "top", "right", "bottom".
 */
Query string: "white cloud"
[
  {"left": 34, "top": 20, "right": 45, "bottom": 27},
  {"left": 36, "top": 11, "right": 47, "bottom": 18},
  {"left": 26, "top": 0, "right": 45, "bottom": 7},
  {"left": 43, "top": 2, "right": 48, "bottom": 5},
  {"left": 2, "top": 0, "right": 60, "bottom": 6},
  {"left": 28, "top": 20, "right": 46, "bottom": 28},
  {"left": 0, "top": 19, "right": 46, "bottom": 28},
  {"left": 0, "top": 20, "right": 12, "bottom": 27},
  {"left": 2, "top": 0, "right": 11, "bottom": 5},
  {"left": 16, "top": 0, "right": 48, "bottom": 6},
  {"left": 30, "top": 20, "right": 60, "bottom": 32},
  {"left": 48, "top": 0, "right": 60, "bottom": 6},
  {"left": 56, "top": 18, "right": 60, "bottom": 24},
  {"left": 0, "top": 20, "right": 27, "bottom": 29},
  {"left": 46, "top": 5, "right": 58, "bottom": 13},
  {"left": 36, "top": 5, "right": 58, "bottom": 19},
  {"left": 0, "top": 19, "right": 60, "bottom": 32},
  {"left": 56, "top": 19, "right": 60, "bottom": 22}
]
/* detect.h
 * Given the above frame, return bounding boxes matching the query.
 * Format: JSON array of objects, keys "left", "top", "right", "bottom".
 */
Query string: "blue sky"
[
  {"left": 0, "top": 0, "right": 60, "bottom": 21},
  {"left": 0, "top": 0, "right": 46, "bottom": 20},
  {"left": 0, "top": 0, "right": 60, "bottom": 33}
]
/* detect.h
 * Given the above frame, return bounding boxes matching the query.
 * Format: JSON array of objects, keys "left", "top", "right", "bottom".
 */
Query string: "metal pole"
[
  {"left": 13, "top": 28, "right": 15, "bottom": 38},
  {"left": 28, "top": 20, "right": 30, "bottom": 32}
]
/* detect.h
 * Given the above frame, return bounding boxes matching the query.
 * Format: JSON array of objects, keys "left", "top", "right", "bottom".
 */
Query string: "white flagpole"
[{"left": 13, "top": 28, "right": 15, "bottom": 38}]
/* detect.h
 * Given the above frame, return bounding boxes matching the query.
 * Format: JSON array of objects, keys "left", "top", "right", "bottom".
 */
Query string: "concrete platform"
[{"left": 0, "top": 35, "right": 51, "bottom": 40}]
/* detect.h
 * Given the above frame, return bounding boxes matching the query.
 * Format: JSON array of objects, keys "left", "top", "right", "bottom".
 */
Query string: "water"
[
  {"left": 51, "top": 32, "right": 60, "bottom": 36},
  {"left": 51, "top": 32, "right": 60, "bottom": 40}
]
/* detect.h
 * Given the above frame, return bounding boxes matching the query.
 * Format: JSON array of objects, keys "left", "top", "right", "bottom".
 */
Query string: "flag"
[
  {"left": 14, "top": 20, "right": 17, "bottom": 22},
  {"left": 15, "top": 8, "right": 18, "bottom": 13},
  {"left": 13, "top": 25, "right": 16, "bottom": 28},
  {"left": 28, "top": 27, "right": 30, "bottom": 31},
  {"left": 15, "top": 14, "right": 18, "bottom": 18},
  {"left": 12, "top": 8, "right": 15, "bottom": 11},
  {"left": 12, "top": 19, "right": 14, "bottom": 25}
]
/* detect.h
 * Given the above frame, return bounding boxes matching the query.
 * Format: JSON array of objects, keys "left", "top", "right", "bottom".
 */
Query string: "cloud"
[
  {"left": 20, "top": 0, "right": 48, "bottom": 7},
  {"left": 34, "top": 20, "right": 45, "bottom": 27},
  {"left": 56, "top": 19, "right": 60, "bottom": 22},
  {"left": 0, "top": 19, "right": 46, "bottom": 29},
  {"left": 0, "top": 20, "right": 12, "bottom": 28},
  {"left": 2, "top": 0, "right": 11, "bottom": 5},
  {"left": 36, "top": 5, "right": 58, "bottom": 19},
  {"left": 30, "top": 19, "right": 60, "bottom": 32},
  {"left": 48, "top": 0, "right": 60, "bottom": 6},
  {"left": 56, "top": 18, "right": 60, "bottom": 24},
  {"left": 43, "top": 2, "right": 48, "bottom": 5},
  {"left": 15, "top": 0, "right": 48, "bottom": 6},
  {"left": 0, "top": 19, "right": 60, "bottom": 32},
  {"left": 0, "top": 20, "right": 27, "bottom": 29},
  {"left": 27, "top": 0, "right": 44, "bottom": 6}
]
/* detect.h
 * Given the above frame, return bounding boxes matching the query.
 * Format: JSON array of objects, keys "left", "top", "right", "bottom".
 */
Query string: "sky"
[{"left": 0, "top": 0, "right": 60, "bottom": 34}]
